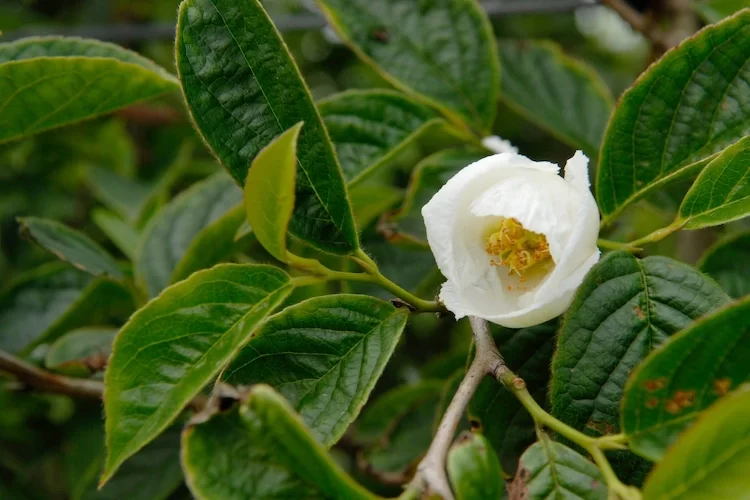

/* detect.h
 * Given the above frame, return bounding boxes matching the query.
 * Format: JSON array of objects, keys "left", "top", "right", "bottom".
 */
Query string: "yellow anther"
[{"left": 484, "top": 218, "right": 552, "bottom": 278}]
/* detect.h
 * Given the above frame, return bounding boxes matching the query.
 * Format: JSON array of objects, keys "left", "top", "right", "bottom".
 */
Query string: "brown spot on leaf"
[
  {"left": 673, "top": 390, "right": 695, "bottom": 408},
  {"left": 586, "top": 420, "right": 615, "bottom": 435},
  {"left": 508, "top": 466, "right": 530, "bottom": 500},
  {"left": 469, "top": 419, "right": 482, "bottom": 431},
  {"left": 665, "top": 400, "right": 681, "bottom": 414},
  {"left": 634, "top": 305, "right": 645, "bottom": 320},
  {"left": 713, "top": 378, "right": 732, "bottom": 396},
  {"left": 369, "top": 27, "right": 390, "bottom": 43},
  {"left": 645, "top": 397, "right": 659, "bottom": 409},
  {"left": 644, "top": 378, "right": 666, "bottom": 391}
]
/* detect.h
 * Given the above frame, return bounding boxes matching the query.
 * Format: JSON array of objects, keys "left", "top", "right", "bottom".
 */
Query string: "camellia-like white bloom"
[{"left": 422, "top": 151, "right": 600, "bottom": 328}]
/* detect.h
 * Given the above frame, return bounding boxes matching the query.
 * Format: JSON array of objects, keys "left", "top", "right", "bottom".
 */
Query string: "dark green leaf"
[
  {"left": 92, "top": 209, "right": 138, "bottom": 261},
  {"left": 642, "top": 384, "right": 750, "bottom": 500},
  {"left": 176, "top": 0, "right": 358, "bottom": 254},
  {"left": 621, "top": 297, "right": 750, "bottom": 461},
  {"left": 693, "top": 0, "right": 748, "bottom": 23},
  {"left": 498, "top": 40, "right": 613, "bottom": 157},
  {"left": 103, "top": 264, "right": 293, "bottom": 483},
  {"left": 244, "top": 123, "right": 302, "bottom": 262},
  {"left": 182, "top": 386, "right": 376, "bottom": 500},
  {"left": 390, "top": 148, "right": 486, "bottom": 244},
  {"left": 448, "top": 432, "right": 505, "bottom": 500},
  {"left": 469, "top": 322, "right": 556, "bottom": 473},
  {"left": 596, "top": 10, "right": 750, "bottom": 224},
  {"left": 223, "top": 294, "right": 408, "bottom": 446},
  {"left": 698, "top": 231, "right": 750, "bottom": 298},
  {"left": 0, "top": 37, "right": 178, "bottom": 144},
  {"left": 44, "top": 327, "right": 117, "bottom": 376},
  {"left": 678, "top": 136, "right": 750, "bottom": 228},
  {"left": 316, "top": 0, "right": 500, "bottom": 133},
  {"left": 135, "top": 173, "right": 242, "bottom": 297},
  {"left": 19, "top": 217, "right": 123, "bottom": 279},
  {"left": 550, "top": 252, "right": 729, "bottom": 439},
  {"left": 0, "top": 264, "right": 134, "bottom": 354},
  {"left": 510, "top": 435, "right": 607, "bottom": 500},
  {"left": 319, "top": 90, "right": 456, "bottom": 184},
  {"left": 87, "top": 167, "right": 153, "bottom": 226}
]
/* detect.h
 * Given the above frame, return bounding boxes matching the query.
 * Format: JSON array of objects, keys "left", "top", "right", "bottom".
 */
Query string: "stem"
[
  {"left": 0, "top": 350, "right": 103, "bottom": 399},
  {"left": 597, "top": 239, "right": 642, "bottom": 253},
  {"left": 627, "top": 219, "right": 685, "bottom": 247},
  {"left": 600, "top": 0, "right": 669, "bottom": 51}
]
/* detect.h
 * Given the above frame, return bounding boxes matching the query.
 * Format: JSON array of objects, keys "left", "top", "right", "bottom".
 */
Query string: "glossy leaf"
[
  {"left": 498, "top": 39, "right": 613, "bottom": 157},
  {"left": 0, "top": 37, "right": 178, "bottom": 144},
  {"left": 135, "top": 173, "right": 242, "bottom": 297},
  {"left": 176, "top": 0, "right": 358, "bottom": 254},
  {"left": 244, "top": 123, "right": 302, "bottom": 262},
  {"left": 469, "top": 322, "right": 557, "bottom": 473},
  {"left": 447, "top": 432, "right": 505, "bottom": 500},
  {"left": 19, "top": 217, "right": 124, "bottom": 279},
  {"left": 103, "top": 264, "right": 294, "bottom": 483},
  {"left": 223, "top": 294, "right": 408, "bottom": 446},
  {"left": 316, "top": 0, "right": 500, "bottom": 132},
  {"left": 597, "top": 10, "right": 750, "bottom": 224},
  {"left": 642, "top": 384, "right": 750, "bottom": 500},
  {"left": 182, "top": 386, "right": 375, "bottom": 500},
  {"left": 678, "top": 136, "right": 750, "bottom": 229},
  {"left": 92, "top": 209, "right": 138, "bottom": 261},
  {"left": 510, "top": 435, "right": 607, "bottom": 500},
  {"left": 45, "top": 327, "right": 117, "bottom": 376},
  {"left": 0, "top": 264, "right": 134, "bottom": 354},
  {"left": 550, "top": 252, "right": 729, "bottom": 439},
  {"left": 390, "top": 148, "right": 486, "bottom": 244},
  {"left": 698, "top": 231, "right": 750, "bottom": 298},
  {"left": 621, "top": 297, "right": 750, "bottom": 461},
  {"left": 319, "top": 90, "right": 451, "bottom": 184},
  {"left": 693, "top": 0, "right": 748, "bottom": 23}
]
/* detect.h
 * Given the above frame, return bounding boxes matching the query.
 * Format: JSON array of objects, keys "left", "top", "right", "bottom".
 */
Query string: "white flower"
[
  {"left": 422, "top": 151, "right": 600, "bottom": 328},
  {"left": 481, "top": 135, "right": 518, "bottom": 154}
]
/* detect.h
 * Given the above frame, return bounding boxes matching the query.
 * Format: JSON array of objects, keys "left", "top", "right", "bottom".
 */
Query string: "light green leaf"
[
  {"left": 134, "top": 173, "right": 242, "bottom": 297},
  {"left": 0, "top": 37, "right": 178, "bottom": 144},
  {"left": 19, "top": 216, "right": 123, "bottom": 279},
  {"left": 693, "top": 0, "right": 748, "bottom": 23},
  {"left": 349, "top": 182, "right": 403, "bottom": 230},
  {"left": 319, "top": 90, "right": 458, "bottom": 184},
  {"left": 92, "top": 209, "right": 138, "bottom": 261},
  {"left": 448, "top": 432, "right": 505, "bottom": 500},
  {"left": 550, "top": 252, "right": 729, "bottom": 439},
  {"left": 511, "top": 435, "right": 607, "bottom": 500},
  {"left": 621, "top": 297, "right": 750, "bottom": 461},
  {"left": 596, "top": 10, "right": 750, "bottom": 224},
  {"left": 498, "top": 39, "right": 614, "bottom": 157},
  {"left": 0, "top": 263, "right": 134, "bottom": 354},
  {"left": 176, "top": 0, "right": 358, "bottom": 254},
  {"left": 642, "top": 385, "right": 750, "bottom": 500},
  {"left": 244, "top": 123, "right": 302, "bottom": 262},
  {"left": 222, "top": 294, "right": 408, "bottom": 446},
  {"left": 678, "top": 136, "right": 750, "bottom": 229},
  {"left": 45, "top": 327, "right": 117, "bottom": 376},
  {"left": 698, "top": 231, "right": 750, "bottom": 298},
  {"left": 102, "top": 264, "right": 293, "bottom": 484},
  {"left": 182, "top": 386, "right": 376, "bottom": 500},
  {"left": 316, "top": 0, "right": 500, "bottom": 133}
]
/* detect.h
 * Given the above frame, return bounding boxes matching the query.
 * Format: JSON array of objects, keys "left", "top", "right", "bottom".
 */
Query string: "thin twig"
[
  {"left": 0, "top": 350, "right": 104, "bottom": 399},
  {"left": 600, "top": 0, "right": 669, "bottom": 50}
]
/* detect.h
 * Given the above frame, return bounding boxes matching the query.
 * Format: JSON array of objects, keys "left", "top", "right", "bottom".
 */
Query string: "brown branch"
[
  {"left": 0, "top": 350, "right": 104, "bottom": 399},
  {"left": 600, "top": 0, "right": 670, "bottom": 51}
]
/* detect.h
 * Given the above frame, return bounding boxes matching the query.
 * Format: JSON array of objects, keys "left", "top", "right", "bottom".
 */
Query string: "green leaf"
[
  {"left": 448, "top": 432, "right": 505, "bottom": 500},
  {"left": 678, "top": 136, "right": 750, "bottom": 229},
  {"left": 87, "top": 167, "right": 153, "bottom": 226},
  {"left": 44, "top": 327, "right": 117, "bottom": 376},
  {"left": 510, "top": 435, "right": 607, "bottom": 500},
  {"left": 550, "top": 252, "right": 730, "bottom": 438},
  {"left": 0, "top": 264, "right": 134, "bottom": 354},
  {"left": 0, "top": 37, "right": 178, "bottom": 144},
  {"left": 176, "top": 0, "right": 358, "bottom": 254},
  {"left": 349, "top": 182, "right": 403, "bottom": 230},
  {"left": 91, "top": 209, "right": 138, "bottom": 261},
  {"left": 693, "top": 0, "right": 748, "bottom": 23},
  {"left": 244, "top": 123, "right": 302, "bottom": 262},
  {"left": 102, "top": 264, "right": 293, "bottom": 484},
  {"left": 621, "top": 297, "right": 750, "bottom": 462},
  {"left": 390, "top": 148, "right": 486, "bottom": 245},
  {"left": 19, "top": 217, "right": 124, "bottom": 279},
  {"left": 596, "top": 10, "right": 750, "bottom": 224},
  {"left": 498, "top": 40, "right": 614, "bottom": 157},
  {"left": 469, "top": 322, "right": 556, "bottom": 473},
  {"left": 645, "top": 385, "right": 750, "bottom": 500},
  {"left": 698, "top": 231, "right": 750, "bottom": 298},
  {"left": 134, "top": 173, "right": 242, "bottom": 297},
  {"left": 222, "top": 294, "right": 408, "bottom": 446},
  {"left": 317, "top": 0, "right": 499, "bottom": 133},
  {"left": 182, "top": 386, "right": 376, "bottom": 500},
  {"left": 319, "top": 90, "right": 456, "bottom": 184}
]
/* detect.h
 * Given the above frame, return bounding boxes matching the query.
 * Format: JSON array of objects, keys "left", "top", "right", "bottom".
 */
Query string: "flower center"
[{"left": 484, "top": 218, "right": 552, "bottom": 281}]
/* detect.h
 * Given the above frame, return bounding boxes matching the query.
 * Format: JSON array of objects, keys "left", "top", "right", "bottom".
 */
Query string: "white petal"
[{"left": 481, "top": 136, "right": 519, "bottom": 154}]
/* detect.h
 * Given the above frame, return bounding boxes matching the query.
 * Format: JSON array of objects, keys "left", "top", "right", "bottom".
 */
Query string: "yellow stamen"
[{"left": 484, "top": 218, "right": 552, "bottom": 278}]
